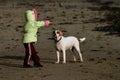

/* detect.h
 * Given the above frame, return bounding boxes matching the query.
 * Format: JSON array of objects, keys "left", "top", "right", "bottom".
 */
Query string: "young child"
[{"left": 22, "top": 8, "right": 53, "bottom": 68}]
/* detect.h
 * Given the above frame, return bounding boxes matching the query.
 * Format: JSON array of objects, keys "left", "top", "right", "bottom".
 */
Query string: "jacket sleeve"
[
  {"left": 36, "top": 20, "right": 50, "bottom": 28},
  {"left": 36, "top": 21, "right": 45, "bottom": 28}
]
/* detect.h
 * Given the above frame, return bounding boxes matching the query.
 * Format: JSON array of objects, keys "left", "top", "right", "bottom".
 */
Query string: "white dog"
[{"left": 53, "top": 30, "right": 86, "bottom": 64}]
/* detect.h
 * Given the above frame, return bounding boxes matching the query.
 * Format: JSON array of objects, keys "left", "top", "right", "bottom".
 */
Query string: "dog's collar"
[{"left": 56, "top": 37, "right": 62, "bottom": 42}]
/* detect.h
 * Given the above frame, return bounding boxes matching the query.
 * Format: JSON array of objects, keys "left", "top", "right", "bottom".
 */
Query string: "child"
[{"left": 22, "top": 8, "right": 53, "bottom": 68}]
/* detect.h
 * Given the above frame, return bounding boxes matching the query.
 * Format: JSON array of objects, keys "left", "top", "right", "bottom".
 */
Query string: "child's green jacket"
[{"left": 22, "top": 10, "right": 48, "bottom": 43}]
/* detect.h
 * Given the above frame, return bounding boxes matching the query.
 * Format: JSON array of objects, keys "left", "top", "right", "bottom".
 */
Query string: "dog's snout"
[
  {"left": 52, "top": 31, "right": 55, "bottom": 36},
  {"left": 52, "top": 31, "right": 55, "bottom": 34},
  {"left": 52, "top": 31, "right": 56, "bottom": 38}
]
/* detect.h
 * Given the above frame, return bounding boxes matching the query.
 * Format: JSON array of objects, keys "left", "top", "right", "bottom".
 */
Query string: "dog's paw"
[
  {"left": 73, "top": 60, "right": 77, "bottom": 62},
  {"left": 55, "top": 61, "right": 60, "bottom": 64}
]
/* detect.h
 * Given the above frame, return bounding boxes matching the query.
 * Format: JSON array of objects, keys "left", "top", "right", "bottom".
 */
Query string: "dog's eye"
[{"left": 57, "top": 32, "right": 59, "bottom": 34}]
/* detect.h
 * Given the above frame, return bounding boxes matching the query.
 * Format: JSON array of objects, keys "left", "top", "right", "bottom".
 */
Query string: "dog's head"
[{"left": 52, "top": 30, "right": 63, "bottom": 41}]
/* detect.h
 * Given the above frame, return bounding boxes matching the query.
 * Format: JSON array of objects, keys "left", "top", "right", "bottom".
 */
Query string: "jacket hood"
[{"left": 25, "top": 9, "right": 37, "bottom": 22}]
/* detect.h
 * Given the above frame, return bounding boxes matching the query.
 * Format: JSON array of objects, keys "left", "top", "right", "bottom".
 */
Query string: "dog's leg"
[
  {"left": 71, "top": 48, "right": 77, "bottom": 62},
  {"left": 73, "top": 55, "right": 77, "bottom": 62},
  {"left": 56, "top": 51, "right": 60, "bottom": 63},
  {"left": 75, "top": 46, "right": 83, "bottom": 62},
  {"left": 63, "top": 50, "right": 66, "bottom": 64},
  {"left": 78, "top": 51, "right": 83, "bottom": 62}
]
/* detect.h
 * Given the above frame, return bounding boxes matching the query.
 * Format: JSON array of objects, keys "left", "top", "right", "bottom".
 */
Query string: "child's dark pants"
[{"left": 23, "top": 43, "right": 40, "bottom": 65}]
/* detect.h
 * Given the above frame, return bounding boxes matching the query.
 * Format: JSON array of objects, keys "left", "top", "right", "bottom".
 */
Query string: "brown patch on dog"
[{"left": 57, "top": 30, "right": 63, "bottom": 36}]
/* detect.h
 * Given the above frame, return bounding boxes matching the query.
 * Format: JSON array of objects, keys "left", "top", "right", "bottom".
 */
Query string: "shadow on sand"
[
  {"left": 0, "top": 55, "right": 23, "bottom": 68},
  {"left": 0, "top": 56, "right": 56, "bottom": 67}
]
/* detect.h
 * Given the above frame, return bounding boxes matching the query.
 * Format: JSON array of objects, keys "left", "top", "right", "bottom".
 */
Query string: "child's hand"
[{"left": 45, "top": 20, "right": 54, "bottom": 27}]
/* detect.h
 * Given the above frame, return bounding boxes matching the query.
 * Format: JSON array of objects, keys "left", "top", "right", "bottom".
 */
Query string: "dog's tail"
[{"left": 79, "top": 37, "right": 86, "bottom": 43}]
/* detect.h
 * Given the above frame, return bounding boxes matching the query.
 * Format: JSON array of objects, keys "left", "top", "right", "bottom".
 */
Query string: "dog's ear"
[{"left": 58, "top": 30, "right": 63, "bottom": 36}]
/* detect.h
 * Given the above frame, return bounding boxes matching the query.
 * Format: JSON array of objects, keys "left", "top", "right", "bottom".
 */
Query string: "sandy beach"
[{"left": 0, "top": 0, "right": 120, "bottom": 80}]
